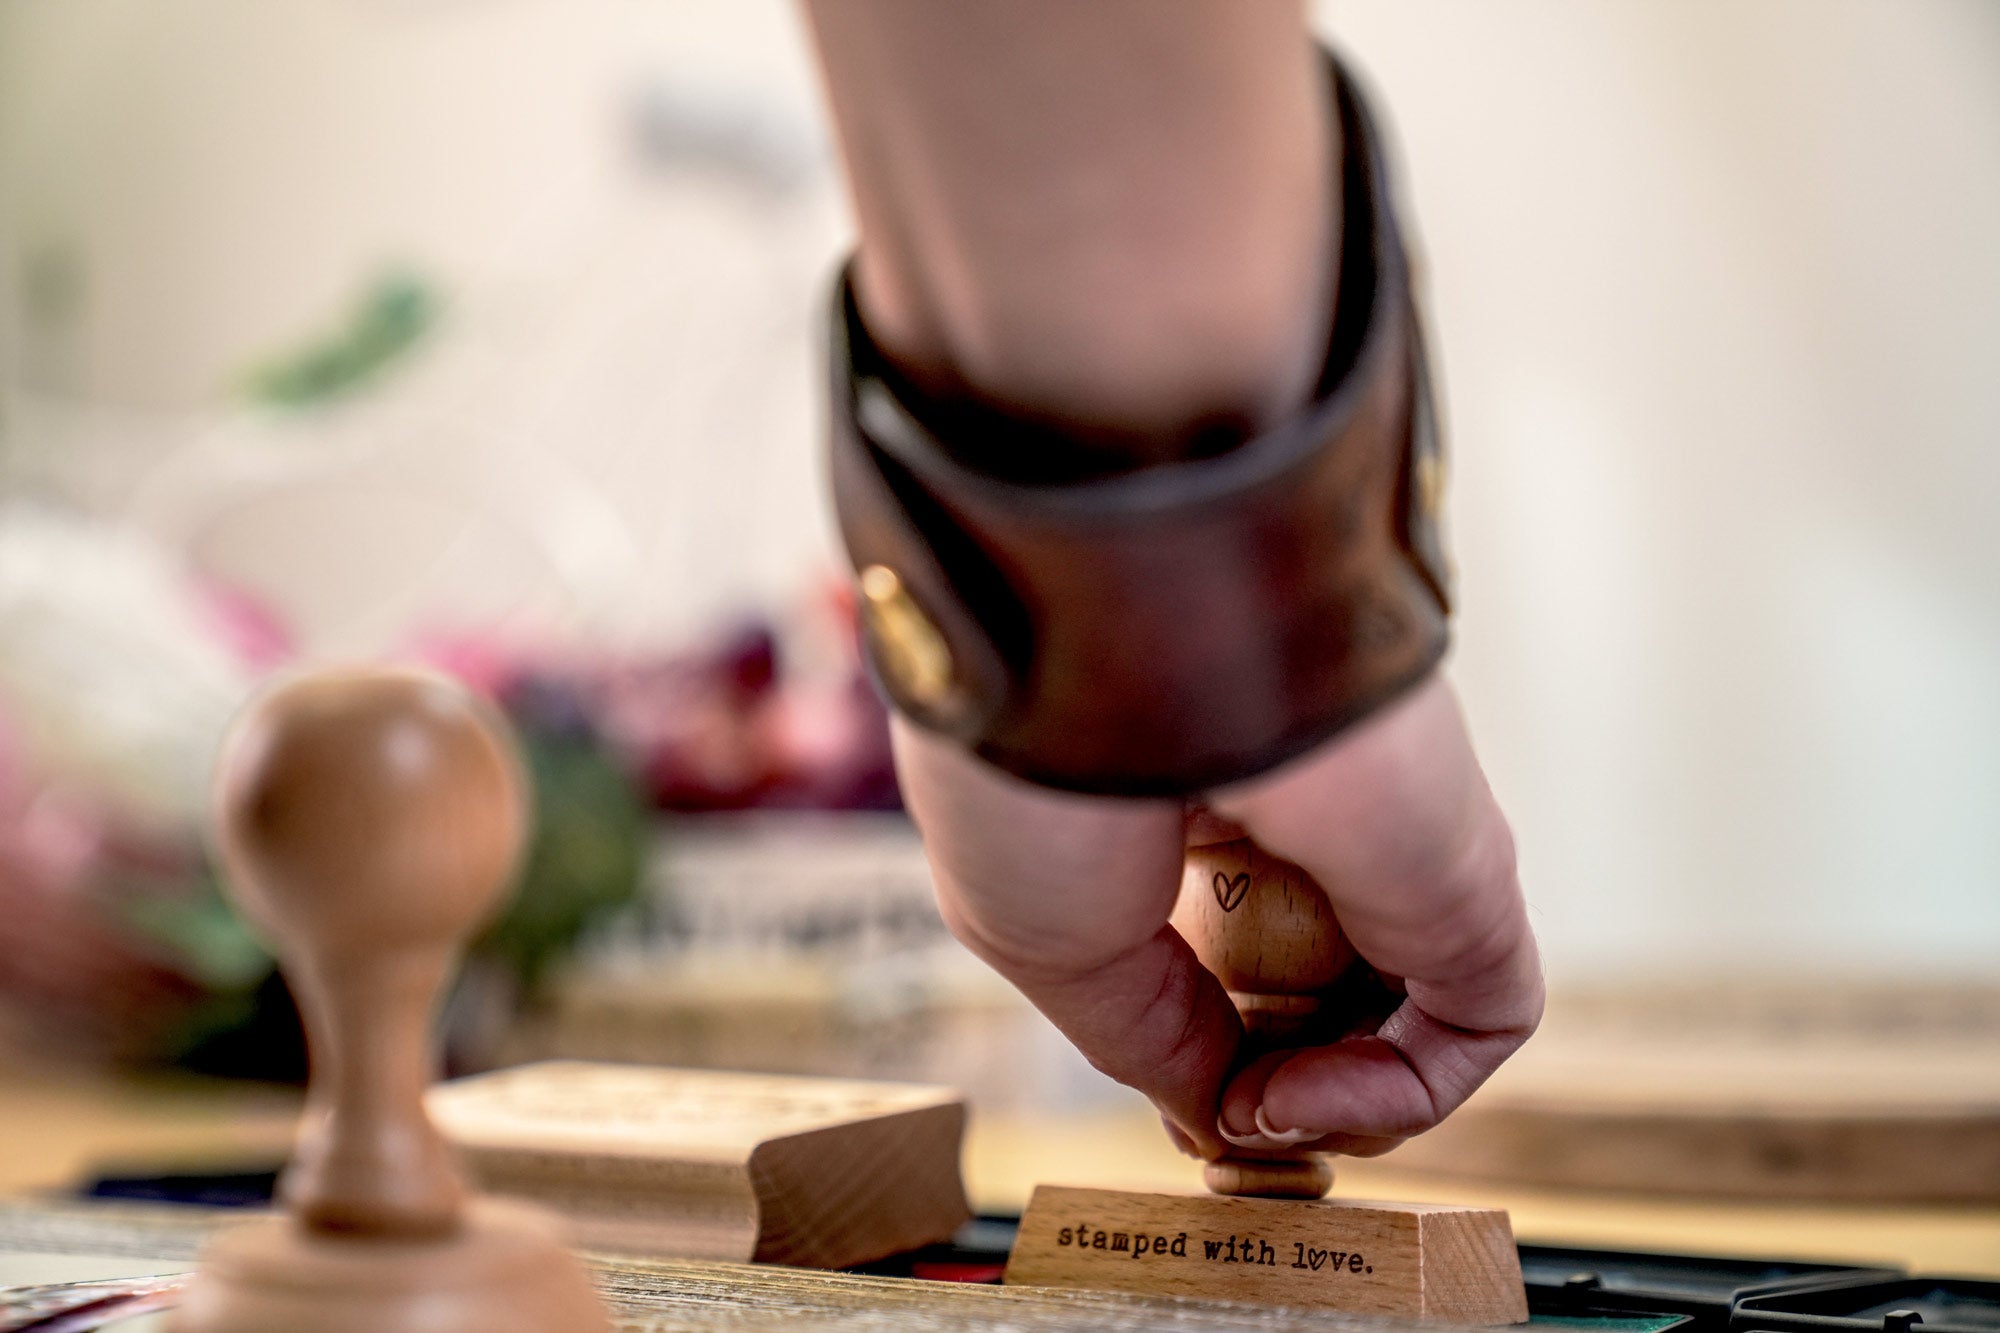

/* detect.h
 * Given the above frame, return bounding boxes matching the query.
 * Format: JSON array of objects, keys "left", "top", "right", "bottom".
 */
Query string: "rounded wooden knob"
[
  {"left": 212, "top": 666, "right": 529, "bottom": 1236},
  {"left": 1173, "top": 840, "right": 1352, "bottom": 999},
  {"left": 215, "top": 667, "right": 528, "bottom": 956},
  {"left": 1173, "top": 838, "right": 1345, "bottom": 1200}
]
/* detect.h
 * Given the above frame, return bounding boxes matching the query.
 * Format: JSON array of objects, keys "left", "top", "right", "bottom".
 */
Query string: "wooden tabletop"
[{"left": 3, "top": 1060, "right": 1996, "bottom": 1279}]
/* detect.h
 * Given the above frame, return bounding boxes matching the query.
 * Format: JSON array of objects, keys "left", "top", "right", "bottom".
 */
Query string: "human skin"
[{"left": 801, "top": 0, "right": 1542, "bottom": 1161}]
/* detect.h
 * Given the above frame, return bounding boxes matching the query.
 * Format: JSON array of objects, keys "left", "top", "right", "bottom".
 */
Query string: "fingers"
[
  {"left": 1183, "top": 808, "right": 1250, "bottom": 847},
  {"left": 893, "top": 719, "right": 1247, "bottom": 1158},
  {"left": 978, "top": 918, "right": 1245, "bottom": 1159},
  {"left": 1205, "top": 673, "right": 1545, "bottom": 1145},
  {"left": 893, "top": 670, "right": 1543, "bottom": 1161},
  {"left": 1214, "top": 1008, "right": 1533, "bottom": 1151}
]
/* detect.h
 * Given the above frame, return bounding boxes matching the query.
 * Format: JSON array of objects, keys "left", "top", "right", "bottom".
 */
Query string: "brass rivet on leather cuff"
[
  {"left": 858, "top": 564, "right": 955, "bottom": 709},
  {"left": 1415, "top": 452, "right": 1446, "bottom": 515}
]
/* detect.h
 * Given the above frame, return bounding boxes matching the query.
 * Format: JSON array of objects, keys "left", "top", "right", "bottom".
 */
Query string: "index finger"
[
  {"left": 1206, "top": 675, "right": 1543, "bottom": 1145},
  {"left": 892, "top": 719, "right": 1250, "bottom": 1159}
]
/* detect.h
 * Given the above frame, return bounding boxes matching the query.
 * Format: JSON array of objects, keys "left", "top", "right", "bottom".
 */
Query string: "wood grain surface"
[{"left": 0, "top": 1200, "right": 1445, "bottom": 1333}]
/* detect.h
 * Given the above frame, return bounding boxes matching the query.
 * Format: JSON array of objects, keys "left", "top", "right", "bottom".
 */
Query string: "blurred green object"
[
  {"left": 133, "top": 695, "right": 647, "bottom": 1079},
  {"left": 474, "top": 713, "right": 649, "bottom": 993},
  {"left": 239, "top": 271, "right": 436, "bottom": 409},
  {"left": 121, "top": 874, "right": 271, "bottom": 995}
]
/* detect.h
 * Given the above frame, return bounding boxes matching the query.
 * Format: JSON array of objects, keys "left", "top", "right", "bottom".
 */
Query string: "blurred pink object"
[
  {"left": 408, "top": 631, "right": 527, "bottom": 702},
  {"left": 193, "top": 576, "right": 295, "bottom": 671},
  {"left": 385, "top": 584, "right": 898, "bottom": 813},
  {"left": 598, "top": 599, "right": 899, "bottom": 814},
  {"left": 0, "top": 706, "right": 201, "bottom": 1058},
  {"left": 0, "top": 708, "right": 99, "bottom": 892}
]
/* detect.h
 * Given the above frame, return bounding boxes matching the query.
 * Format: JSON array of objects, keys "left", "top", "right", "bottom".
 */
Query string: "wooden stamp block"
[
  {"left": 1005, "top": 1184, "right": 1527, "bottom": 1323},
  {"left": 428, "top": 1060, "right": 970, "bottom": 1270}
]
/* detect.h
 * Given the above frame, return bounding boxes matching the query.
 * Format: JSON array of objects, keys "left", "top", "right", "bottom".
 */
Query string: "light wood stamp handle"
[
  {"left": 1172, "top": 838, "right": 1347, "bottom": 1199},
  {"left": 211, "top": 667, "right": 528, "bottom": 1236}
]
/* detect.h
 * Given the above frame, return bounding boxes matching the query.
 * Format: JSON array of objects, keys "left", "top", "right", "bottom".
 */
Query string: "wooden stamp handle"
[
  {"left": 211, "top": 667, "right": 528, "bottom": 1237},
  {"left": 1172, "top": 838, "right": 1348, "bottom": 1199}
]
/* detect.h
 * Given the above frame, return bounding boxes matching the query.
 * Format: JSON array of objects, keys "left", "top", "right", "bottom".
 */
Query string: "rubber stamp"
[{"left": 1005, "top": 839, "right": 1526, "bottom": 1322}]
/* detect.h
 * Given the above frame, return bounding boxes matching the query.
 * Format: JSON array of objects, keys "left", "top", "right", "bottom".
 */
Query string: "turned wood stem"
[{"left": 284, "top": 946, "right": 463, "bottom": 1233}]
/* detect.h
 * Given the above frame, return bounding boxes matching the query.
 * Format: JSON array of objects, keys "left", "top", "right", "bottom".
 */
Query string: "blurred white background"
[{"left": 1, "top": 0, "right": 1995, "bottom": 983}]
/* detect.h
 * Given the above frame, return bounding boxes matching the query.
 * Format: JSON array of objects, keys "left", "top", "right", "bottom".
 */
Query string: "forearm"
[{"left": 800, "top": 0, "right": 1337, "bottom": 467}]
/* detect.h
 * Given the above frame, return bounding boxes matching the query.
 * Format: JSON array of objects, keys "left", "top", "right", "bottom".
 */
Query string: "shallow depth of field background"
[{"left": 1, "top": 0, "right": 1996, "bottom": 1001}]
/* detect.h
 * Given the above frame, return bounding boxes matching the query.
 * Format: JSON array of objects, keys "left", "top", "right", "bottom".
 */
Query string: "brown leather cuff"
[{"left": 828, "top": 54, "right": 1452, "bottom": 796}]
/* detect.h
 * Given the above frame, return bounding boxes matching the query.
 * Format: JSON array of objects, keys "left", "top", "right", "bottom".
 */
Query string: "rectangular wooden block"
[
  {"left": 1005, "top": 1184, "right": 1527, "bottom": 1323},
  {"left": 427, "top": 1061, "right": 969, "bottom": 1270}
]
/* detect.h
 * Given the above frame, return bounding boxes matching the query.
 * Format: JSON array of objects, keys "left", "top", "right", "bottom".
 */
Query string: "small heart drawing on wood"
[{"left": 1212, "top": 871, "right": 1251, "bottom": 913}]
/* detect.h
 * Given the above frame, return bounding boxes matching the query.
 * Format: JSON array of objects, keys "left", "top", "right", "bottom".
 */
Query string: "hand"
[{"left": 892, "top": 671, "right": 1542, "bottom": 1161}]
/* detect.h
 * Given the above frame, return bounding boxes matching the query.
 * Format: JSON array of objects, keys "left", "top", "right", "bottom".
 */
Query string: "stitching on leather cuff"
[{"left": 828, "top": 51, "right": 1452, "bottom": 796}]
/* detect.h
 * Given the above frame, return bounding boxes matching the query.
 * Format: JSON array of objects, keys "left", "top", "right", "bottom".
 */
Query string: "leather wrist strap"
[{"left": 828, "top": 52, "right": 1453, "bottom": 796}]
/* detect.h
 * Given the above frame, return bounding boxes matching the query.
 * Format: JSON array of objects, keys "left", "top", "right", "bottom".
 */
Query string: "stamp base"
[{"left": 1004, "top": 1184, "right": 1527, "bottom": 1323}]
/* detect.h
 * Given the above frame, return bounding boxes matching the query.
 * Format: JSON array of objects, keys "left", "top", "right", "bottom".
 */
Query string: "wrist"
[
  {"left": 831, "top": 51, "right": 1452, "bottom": 795},
  {"left": 812, "top": 2, "right": 1337, "bottom": 468},
  {"left": 848, "top": 156, "right": 1339, "bottom": 470}
]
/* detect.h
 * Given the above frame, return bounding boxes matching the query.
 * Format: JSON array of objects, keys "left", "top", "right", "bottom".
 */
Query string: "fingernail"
[
  {"left": 1253, "top": 1105, "right": 1318, "bottom": 1146},
  {"left": 1216, "top": 1113, "right": 1267, "bottom": 1150}
]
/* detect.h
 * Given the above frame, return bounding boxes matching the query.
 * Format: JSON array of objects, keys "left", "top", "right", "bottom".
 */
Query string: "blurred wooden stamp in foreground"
[
  {"left": 171, "top": 667, "right": 609, "bottom": 1333},
  {"left": 428, "top": 1060, "right": 971, "bottom": 1269}
]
